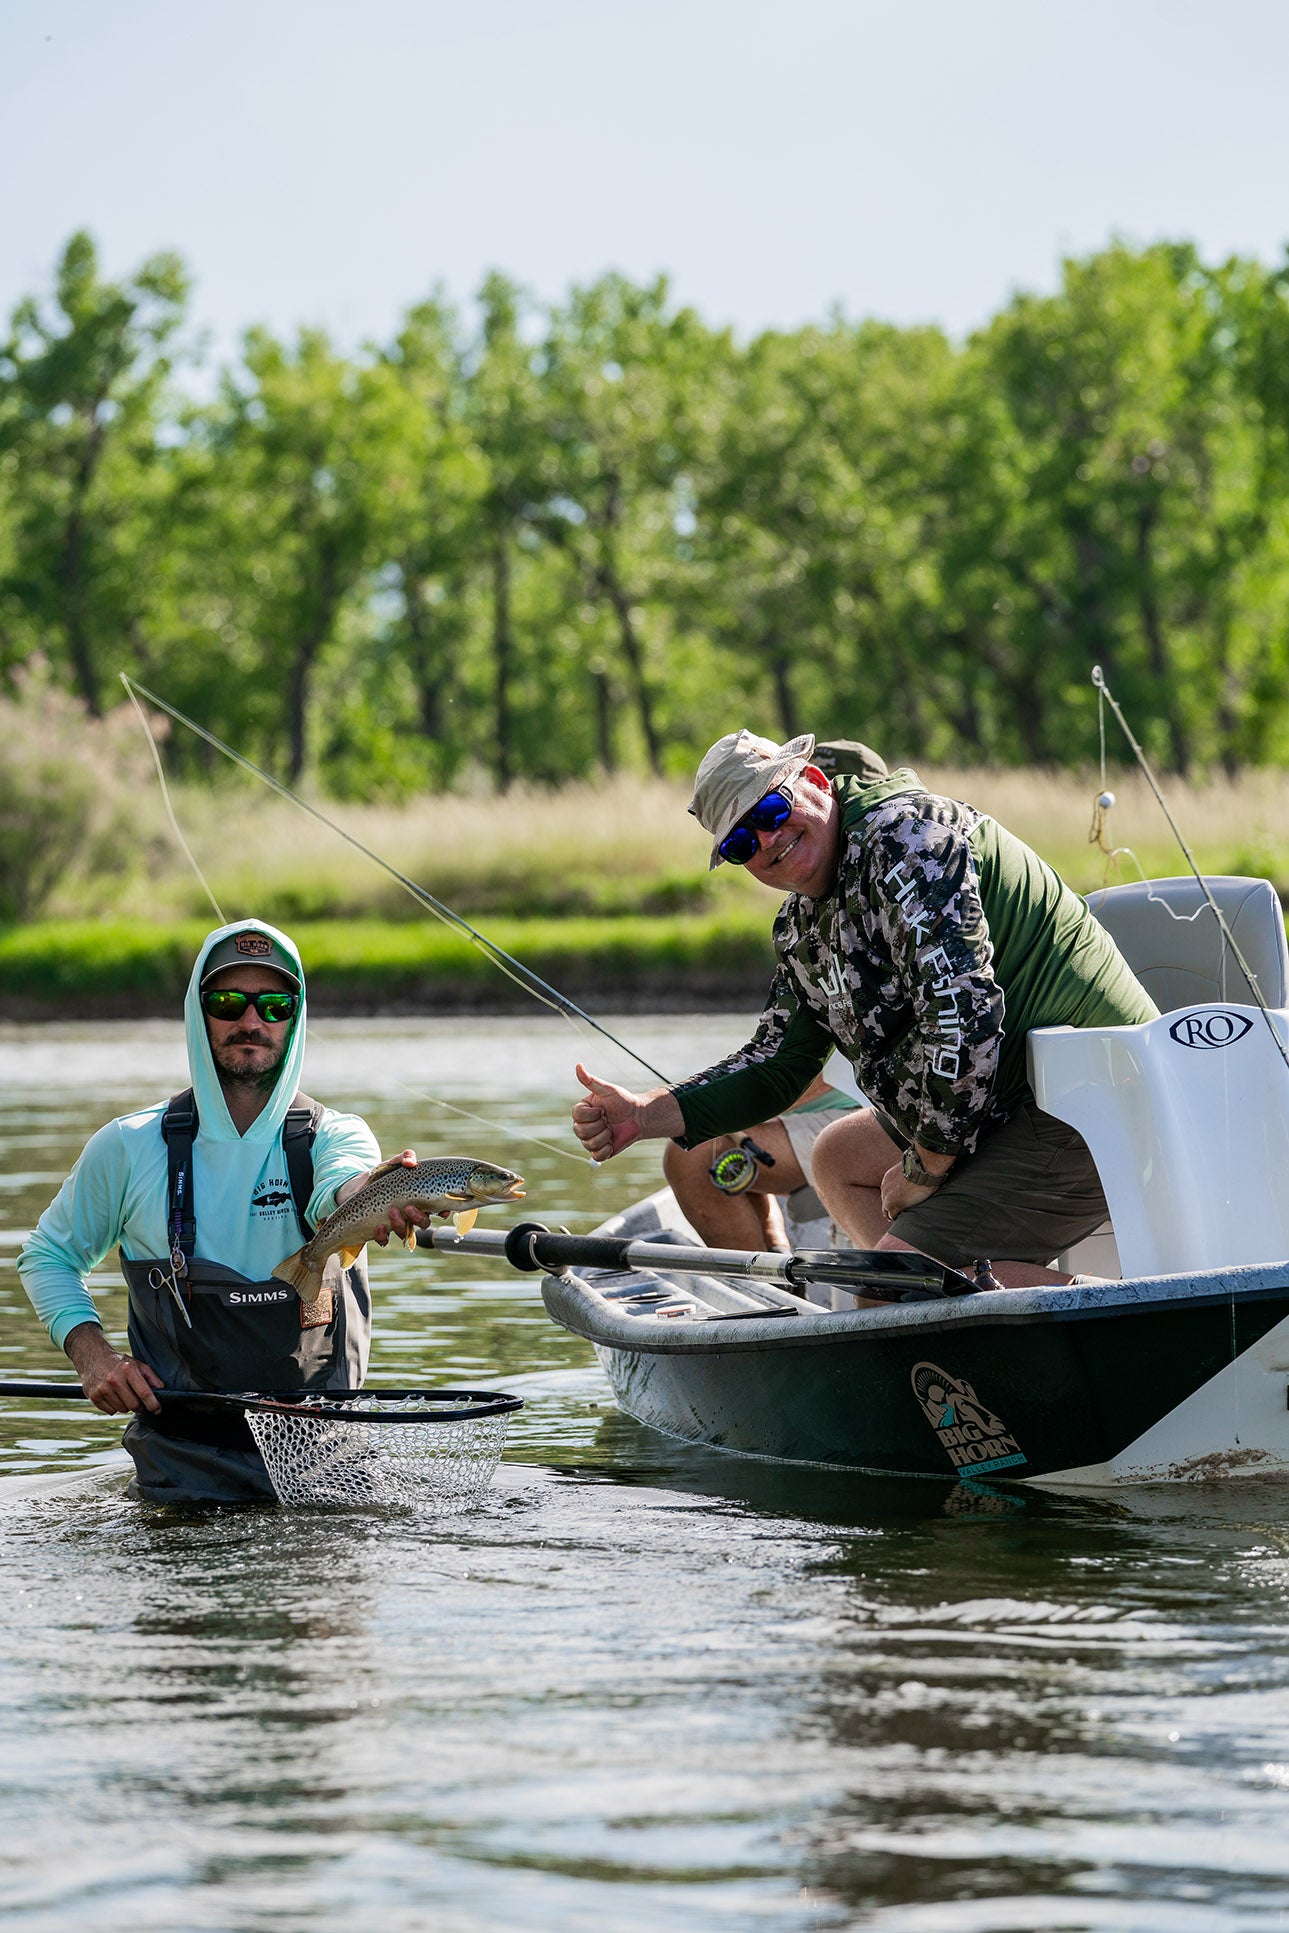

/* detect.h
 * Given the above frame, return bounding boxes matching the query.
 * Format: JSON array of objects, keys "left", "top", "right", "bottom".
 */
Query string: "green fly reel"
[{"left": 708, "top": 1137, "right": 776, "bottom": 1196}]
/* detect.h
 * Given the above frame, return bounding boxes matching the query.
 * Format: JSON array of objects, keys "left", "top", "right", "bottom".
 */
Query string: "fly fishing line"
[
  {"left": 119, "top": 673, "right": 671, "bottom": 1086},
  {"left": 122, "top": 679, "right": 227, "bottom": 924},
  {"left": 1090, "top": 664, "right": 1289, "bottom": 1076},
  {"left": 395, "top": 1085, "right": 589, "bottom": 1167}
]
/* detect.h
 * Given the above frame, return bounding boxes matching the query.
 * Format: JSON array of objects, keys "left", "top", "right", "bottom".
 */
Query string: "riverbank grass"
[
  {"left": 0, "top": 908, "right": 778, "bottom": 1017},
  {"left": 8, "top": 764, "right": 1289, "bottom": 1016},
  {"left": 34, "top": 765, "right": 1289, "bottom": 926}
]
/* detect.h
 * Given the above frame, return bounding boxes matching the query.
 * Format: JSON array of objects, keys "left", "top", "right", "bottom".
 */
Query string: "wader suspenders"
[
  {"left": 161, "top": 1091, "right": 198, "bottom": 1277},
  {"left": 280, "top": 1096, "right": 323, "bottom": 1241},
  {"left": 161, "top": 1090, "right": 323, "bottom": 1265}
]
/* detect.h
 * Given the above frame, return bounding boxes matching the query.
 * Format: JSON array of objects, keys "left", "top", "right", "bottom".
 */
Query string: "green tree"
[
  {"left": 464, "top": 275, "right": 557, "bottom": 789},
  {"left": 690, "top": 317, "right": 953, "bottom": 758},
  {"left": 0, "top": 230, "right": 188, "bottom": 713},
  {"left": 540, "top": 274, "right": 725, "bottom": 774},
  {"left": 937, "top": 242, "right": 1289, "bottom": 770},
  {"left": 361, "top": 295, "right": 493, "bottom": 786},
  {"left": 195, "top": 326, "right": 414, "bottom": 785}
]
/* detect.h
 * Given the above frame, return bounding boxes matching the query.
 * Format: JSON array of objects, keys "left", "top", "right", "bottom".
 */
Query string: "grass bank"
[
  {"left": 7, "top": 764, "right": 1289, "bottom": 1019},
  {"left": 34, "top": 765, "right": 1289, "bottom": 926},
  {"left": 0, "top": 910, "right": 778, "bottom": 1021}
]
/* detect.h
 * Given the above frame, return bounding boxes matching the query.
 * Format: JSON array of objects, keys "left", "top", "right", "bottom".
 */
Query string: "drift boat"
[{"left": 531, "top": 874, "right": 1289, "bottom": 1487}]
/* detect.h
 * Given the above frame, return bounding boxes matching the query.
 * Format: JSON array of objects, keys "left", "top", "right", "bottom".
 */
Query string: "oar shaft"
[
  {"left": 417, "top": 1223, "right": 795, "bottom": 1279},
  {"left": 415, "top": 1222, "right": 956, "bottom": 1293}
]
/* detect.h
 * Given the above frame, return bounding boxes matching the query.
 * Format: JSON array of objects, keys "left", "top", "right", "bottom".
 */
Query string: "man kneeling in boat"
[
  {"left": 660, "top": 739, "right": 883, "bottom": 1254},
  {"left": 17, "top": 921, "right": 434, "bottom": 1503},
  {"left": 572, "top": 730, "right": 1159, "bottom": 1291}
]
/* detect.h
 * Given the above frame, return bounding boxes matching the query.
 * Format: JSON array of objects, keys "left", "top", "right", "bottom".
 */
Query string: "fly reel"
[{"left": 708, "top": 1136, "right": 776, "bottom": 1195}]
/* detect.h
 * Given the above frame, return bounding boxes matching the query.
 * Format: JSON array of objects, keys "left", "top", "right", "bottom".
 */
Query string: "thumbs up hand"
[
  {"left": 572, "top": 1062, "right": 686, "bottom": 1161},
  {"left": 572, "top": 1063, "right": 646, "bottom": 1160}
]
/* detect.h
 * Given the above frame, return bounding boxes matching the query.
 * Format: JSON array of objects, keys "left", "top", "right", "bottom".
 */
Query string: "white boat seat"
[
  {"left": 1044, "top": 875, "right": 1289, "bottom": 1278},
  {"left": 1030, "top": 1003, "right": 1289, "bottom": 1277},
  {"left": 1084, "top": 874, "right": 1288, "bottom": 1013}
]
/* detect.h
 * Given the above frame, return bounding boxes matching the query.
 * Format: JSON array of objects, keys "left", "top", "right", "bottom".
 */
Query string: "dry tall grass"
[
  {"left": 923, "top": 765, "right": 1289, "bottom": 898},
  {"left": 47, "top": 765, "right": 1289, "bottom": 924}
]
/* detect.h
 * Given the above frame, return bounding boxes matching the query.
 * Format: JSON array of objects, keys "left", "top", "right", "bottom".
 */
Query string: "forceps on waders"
[
  {"left": 150, "top": 1165, "right": 194, "bottom": 1328},
  {"left": 147, "top": 1253, "right": 193, "bottom": 1328}
]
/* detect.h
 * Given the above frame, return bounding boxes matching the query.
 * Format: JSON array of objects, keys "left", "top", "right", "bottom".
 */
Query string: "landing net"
[{"left": 242, "top": 1389, "right": 520, "bottom": 1511}]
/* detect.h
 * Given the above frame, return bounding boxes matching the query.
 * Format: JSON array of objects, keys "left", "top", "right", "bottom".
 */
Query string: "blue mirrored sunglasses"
[{"left": 717, "top": 786, "right": 795, "bottom": 866}]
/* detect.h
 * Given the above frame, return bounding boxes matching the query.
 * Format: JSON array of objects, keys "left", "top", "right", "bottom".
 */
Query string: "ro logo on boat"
[
  {"left": 911, "top": 1361, "right": 1027, "bottom": 1476},
  {"left": 1168, "top": 1009, "right": 1254, "bottom": 1050}
]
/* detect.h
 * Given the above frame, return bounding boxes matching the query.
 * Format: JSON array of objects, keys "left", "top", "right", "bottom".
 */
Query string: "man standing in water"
[
  {"left": 19, "top": 920, "right": 430, "bottom": 1502},
  {"left": 572, "top": 730, "right": 1158, "bottom": 1288}
]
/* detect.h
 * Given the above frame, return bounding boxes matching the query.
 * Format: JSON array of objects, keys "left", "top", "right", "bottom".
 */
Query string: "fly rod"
[{"left": 119, "top": 673, "right": 671, "bottom": 1086}]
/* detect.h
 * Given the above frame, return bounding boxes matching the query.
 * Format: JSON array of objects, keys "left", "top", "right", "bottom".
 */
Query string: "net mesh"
[{"left": 245, "top": 1393, "right": 510, "bottom": 1510}]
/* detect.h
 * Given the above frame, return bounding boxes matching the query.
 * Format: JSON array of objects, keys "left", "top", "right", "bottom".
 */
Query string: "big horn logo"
[{"left": 910, "top": 1361, "right": 1028, "bottom": 1476}]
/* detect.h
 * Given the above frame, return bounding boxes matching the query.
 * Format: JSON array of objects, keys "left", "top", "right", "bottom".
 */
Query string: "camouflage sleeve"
[
  {"left": 670, "top": 960, "right": 833, "bottom": 1147},
  {"left": 862, "top": 807, "right": 1004, "bottom": 1154}
]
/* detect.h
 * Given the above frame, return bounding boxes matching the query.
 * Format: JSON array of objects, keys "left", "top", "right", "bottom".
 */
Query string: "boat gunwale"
[{"left": 542, "top": 1257, "right": 1289, "bottom": 1357}]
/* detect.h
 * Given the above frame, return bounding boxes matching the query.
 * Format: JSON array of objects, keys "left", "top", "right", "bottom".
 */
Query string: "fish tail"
[{"left": 272, "top": 1249, "right": 325, "bottom": 1302}]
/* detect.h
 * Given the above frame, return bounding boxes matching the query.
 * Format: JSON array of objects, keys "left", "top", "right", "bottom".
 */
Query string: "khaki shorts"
[
  {"left": 878, "top": 1103, "right": 1108, "bottom": 1268},
  {"left": 781, "top": 1105, "right": 859, "bottom": 1184}
]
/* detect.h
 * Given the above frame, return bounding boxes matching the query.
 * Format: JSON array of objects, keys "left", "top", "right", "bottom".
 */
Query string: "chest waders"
[{"left": 120, "top": 1089, "right": 372, "bottom": 1504}]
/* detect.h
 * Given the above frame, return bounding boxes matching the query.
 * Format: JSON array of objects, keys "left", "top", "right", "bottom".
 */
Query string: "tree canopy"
[{"left": 4, "top": 230, "right": 1289, "bottom": 793}]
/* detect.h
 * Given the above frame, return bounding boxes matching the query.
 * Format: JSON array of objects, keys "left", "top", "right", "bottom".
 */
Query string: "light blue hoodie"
[{"left": 18, "top": 920, "right": 380, "bottom": 1350}]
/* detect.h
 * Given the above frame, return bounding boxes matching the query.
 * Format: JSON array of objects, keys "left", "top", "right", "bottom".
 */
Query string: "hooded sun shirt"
[{"left": 18, "top": 920, "right": 381, "bottom": 1350}]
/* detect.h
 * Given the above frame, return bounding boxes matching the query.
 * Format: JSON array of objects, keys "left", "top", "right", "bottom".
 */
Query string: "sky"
[{"left": 4, "top": 0, "right": 1289, "bottom": 371}]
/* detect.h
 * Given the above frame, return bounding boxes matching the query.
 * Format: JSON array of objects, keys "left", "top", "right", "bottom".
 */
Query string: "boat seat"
[
  {"left": 1084, "top": 874, "right": 1288, "bottom": 1013},
  {"left": 1031, "top": 998, "right": 1289, "bottom": 1277},
  {"left": 1043, "top": 875, "right": 1289, "bottom": 1278}
]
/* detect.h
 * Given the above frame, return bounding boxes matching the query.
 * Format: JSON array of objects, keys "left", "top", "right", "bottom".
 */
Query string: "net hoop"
[
  {"left": 0, "top": 1382, "right": 522, "bottom": 1512},
  {"left": 231, "top": 1387, "right": 522, "bottom": 1425}
]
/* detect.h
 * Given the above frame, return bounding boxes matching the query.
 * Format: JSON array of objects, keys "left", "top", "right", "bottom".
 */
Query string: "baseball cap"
[{"left": 199, "top": 929, "right": 301, "bottom": 991}]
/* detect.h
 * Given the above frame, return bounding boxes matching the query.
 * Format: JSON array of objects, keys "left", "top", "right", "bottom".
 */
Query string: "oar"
[{"left": 416, "top": 1221, "right": 983, "bottom": 1301}]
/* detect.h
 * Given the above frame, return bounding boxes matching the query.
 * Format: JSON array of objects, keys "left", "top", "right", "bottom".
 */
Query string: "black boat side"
[{"left": 542, "top": 1258, "right": 1289, "bottom": 1485}]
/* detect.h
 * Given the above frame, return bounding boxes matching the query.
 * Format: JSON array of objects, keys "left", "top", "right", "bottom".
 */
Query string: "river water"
[{"left": 3, "top": 1015, "right": 1289, "bottom": 1932}]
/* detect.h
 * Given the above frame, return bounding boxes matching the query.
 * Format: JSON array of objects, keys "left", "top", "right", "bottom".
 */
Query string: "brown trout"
[{"left": 272, "top": 1156, "right": 526, "bottom": 1305}]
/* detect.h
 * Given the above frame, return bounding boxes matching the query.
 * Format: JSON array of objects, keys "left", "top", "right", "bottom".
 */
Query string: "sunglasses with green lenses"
[{"left": 201, "top": 988, "right": 299, "bottom": 1025}]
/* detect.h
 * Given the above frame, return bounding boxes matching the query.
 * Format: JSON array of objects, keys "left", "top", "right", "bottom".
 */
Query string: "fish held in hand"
[{"left": 272, "top": 1157, "right": 525, "bottom": 1305}]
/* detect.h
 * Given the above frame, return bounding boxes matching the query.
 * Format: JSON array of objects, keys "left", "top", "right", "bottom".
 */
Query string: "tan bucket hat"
[{"left": 688, "top": 729, "right": 816, "bottom": 869}]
